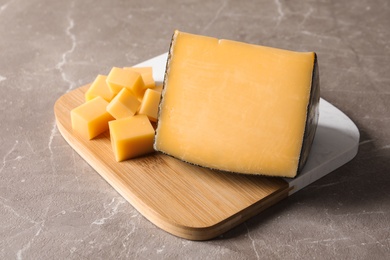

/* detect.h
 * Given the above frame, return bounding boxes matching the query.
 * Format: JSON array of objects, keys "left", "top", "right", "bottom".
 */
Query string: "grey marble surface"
[{"left": 1, "top": 0, "right": 389, "bottom": 259}]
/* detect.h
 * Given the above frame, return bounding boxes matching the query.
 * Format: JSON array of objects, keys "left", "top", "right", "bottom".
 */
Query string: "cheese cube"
[
  {"left": 71, "top": 96, "right": 114, "bottom": 140},
  {"left": 137, "top": 89, "right": 161, "bottom": 122},
  {"left": 85, "top": 75, "right": 116, "bottom": 102},
  {"left": 106, "top": 67, "right": 145, "bottom": 96},
  {"left": 124, "top": 67, "right": 155, "bottom": 89},
  {"left": 154, "top": 83, "right": 163, "bottom": 93},
  {"left": 106, "top": 88, "right": 140, "bottom": 119},
  {"left": 154, "top": 30, "right": 320, "bottom": 178},
  {"left": 109, "top": 115, "right": 155, "bottom": 162}
]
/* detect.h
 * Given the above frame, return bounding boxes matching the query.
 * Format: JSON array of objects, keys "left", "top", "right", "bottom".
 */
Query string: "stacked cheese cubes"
[{"left": 71, "top": 67, "right": 162, "bottom": 162}]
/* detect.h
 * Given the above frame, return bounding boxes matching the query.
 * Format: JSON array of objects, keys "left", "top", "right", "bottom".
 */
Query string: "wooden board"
[{"left": 54, "top": 53, "right": 359, "bottom": 240}]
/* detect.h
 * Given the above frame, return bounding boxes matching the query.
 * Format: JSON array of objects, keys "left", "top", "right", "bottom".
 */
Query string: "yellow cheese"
[
  {"left": 106, "top": 88, "right": 140, "bottom": 119},
  {"left": 71, "top": 96, "right": 114, "bottom": 140},
  {"left": 106, "top": 67, "right": 145, "bottom": 96},
  {"left": 154, "top": 83, "right": 163, "bottom": 93},
  {"left": 124, "top": 67, "right": 155, "bottom": 89},
  {"left": 154, "top": 30, "right": 320, "bottom": 178},
  {"left": 109, "top": 115, "right": 155, "bottom": 162},
  {"left": 85, "top": 75, "right": 115, "bottom": 102},
  {"left": 137, "top": 89, "right": 161, "bottom": 122}
]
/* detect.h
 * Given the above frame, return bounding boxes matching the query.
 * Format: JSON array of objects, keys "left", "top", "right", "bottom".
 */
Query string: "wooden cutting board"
[{"left": 54, "top": 53, "right": 359, "bottom": 240}]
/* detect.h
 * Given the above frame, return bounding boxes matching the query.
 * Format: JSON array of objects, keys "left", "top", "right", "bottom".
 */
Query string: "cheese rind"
[
  {"left": 154, "top": 30, "right": 320, "bottom": 178},
  {"left": 109, "top": 115, "right": 155, "bottom": 162},
  {"left": 298, "top": 54, "right": 320, "bottom": 172},
  {"left": 71, "top": 96, "right": 114, "bottom": 140}
]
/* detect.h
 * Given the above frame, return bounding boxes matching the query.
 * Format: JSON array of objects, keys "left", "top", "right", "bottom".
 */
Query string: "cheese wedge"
[{"left": 154, "top": 30, "right": 320, "bottom": 178}]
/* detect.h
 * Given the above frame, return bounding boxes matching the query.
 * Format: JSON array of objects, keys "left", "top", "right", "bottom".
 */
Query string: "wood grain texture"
[{"left": 54, "top": 85, "right": 290, "bottom": 240}]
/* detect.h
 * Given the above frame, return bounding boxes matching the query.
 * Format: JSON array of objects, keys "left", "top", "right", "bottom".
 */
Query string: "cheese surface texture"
[
  {"left": 71, "top": 96, "right": 114, "bottom": 140},
  {"left": 85, "top": 75, "right": 115, "bottom": 102},
  {"left": 106, "top": 88, "right": 140, "bottom": 119},
  {"left": 109, "top": 115, "right": 155, "bottom": 162},
  {"left": 138, "top": 89, "right": 161, "bottom": 122},
  {"left": 154, "top": 31, "right": 320, "bottom": 178},
  {"left": 124, "top": 67, "right": 155, "bottom": 90},
  {"left": 106, "top": 67, "right": 145, "bottom": 96}
]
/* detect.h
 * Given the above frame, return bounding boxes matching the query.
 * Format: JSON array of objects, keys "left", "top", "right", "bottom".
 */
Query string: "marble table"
[{"left": 1, "top": 0, "right": 389, "bottom": 259}]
